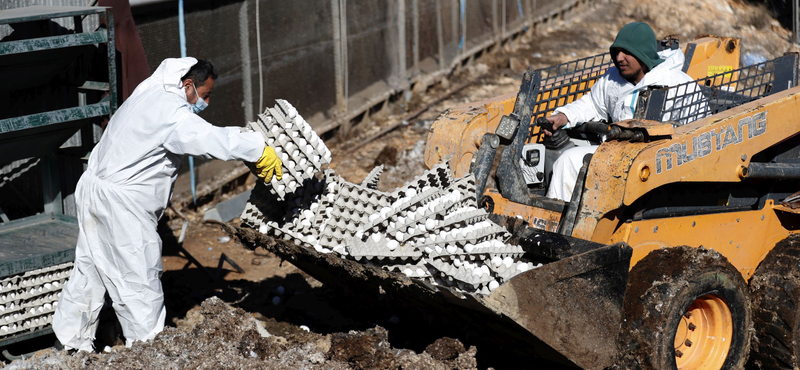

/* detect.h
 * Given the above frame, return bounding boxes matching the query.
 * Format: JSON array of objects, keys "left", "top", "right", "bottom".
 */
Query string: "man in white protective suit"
[
  {"left": 52, "top": 57, "right": 282, "bottom": 351},
  {"left": 543, "top": 22, "right": 703, "bottom": 202}
]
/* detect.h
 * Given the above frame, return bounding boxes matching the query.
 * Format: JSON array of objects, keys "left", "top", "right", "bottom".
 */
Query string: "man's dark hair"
[{"left": 181, "top": 59, "right": 218, "bottom": 87}]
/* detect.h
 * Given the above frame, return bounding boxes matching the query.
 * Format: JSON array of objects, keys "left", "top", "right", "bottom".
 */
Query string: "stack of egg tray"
[
  {"left": 0, "top": 262, "right": 72, "bottom": 340},
  {"left": 241, "top": 101, "right": 535, "bottom": 294},
  {"left": 244, "top": 162, "right": 530, "bottom": 294},
  {"left": 246, "top": 99, "right": 332, "bottom": 198}
]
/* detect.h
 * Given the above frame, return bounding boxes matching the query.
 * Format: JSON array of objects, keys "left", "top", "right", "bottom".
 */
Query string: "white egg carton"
[
  {"left": 427, "top": 259, "right": 496, "bottom": 290},
  {"left": 361, "top": 165, "right": 384, "bottom": 189},
  {"left": 389, "top": 163, "right": 452, "bottom": 199},
  {"left": 246, "top": 100, "right": 331, "bottom": 198},
  {"left": 440, "top": 208, "right": 488, "bottom": 229},
  {"left": 450, "top": 175, "right": 479, "bottom": 206},
  {"left": 346, "top": 233, "right": 422, "bottom": 262},
  {"left": 488, "top": 259, "right": 542, "bottom": 282},
  {"left": 426, "top": 240, "right": 524, "bottom": 261},
  {"left": 361, "top": 188, "right": 446, "bottom": 235},
  {"left": 0, "top": 262, "right": 72, "bottom": 339},
  {"left": 384, "top": 262, "right": 432, "bottom": 279}
]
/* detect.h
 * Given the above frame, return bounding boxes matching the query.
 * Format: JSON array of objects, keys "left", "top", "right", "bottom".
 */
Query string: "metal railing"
[{"left": 526, "top": 52, "right": 614, "bottom": 138}]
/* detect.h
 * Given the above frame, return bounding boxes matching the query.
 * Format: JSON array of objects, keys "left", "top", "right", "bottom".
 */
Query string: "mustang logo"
[{"left": 655, "top": 111, "right": 766, "bottom": 174}]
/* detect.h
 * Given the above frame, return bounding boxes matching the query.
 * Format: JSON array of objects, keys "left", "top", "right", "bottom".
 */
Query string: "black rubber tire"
[
  {"left": 617, "top": 246, "right": 752, "bottom": 370},
  {"left": 748, "top": 235, "right": 800, "bottom": 369}
]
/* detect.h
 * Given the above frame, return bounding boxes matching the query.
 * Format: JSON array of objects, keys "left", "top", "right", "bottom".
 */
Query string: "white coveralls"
[
  {"left": 53, "top": 57, "right": 265, "bottom": 350},
  {"left": 546, "top": 49, "right": 703, "bottom": 202}
]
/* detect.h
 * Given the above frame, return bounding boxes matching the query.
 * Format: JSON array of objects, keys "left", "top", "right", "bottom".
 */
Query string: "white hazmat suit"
[
  {"left": 546, "top": 49, "right": 703, "bottom": 202},
  {"left": 53, "top": 57, "right": 266, "bottom": 350}
]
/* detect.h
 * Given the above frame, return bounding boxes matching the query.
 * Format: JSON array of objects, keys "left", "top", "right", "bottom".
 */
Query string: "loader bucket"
[
  {"left": 232, "top": 225, "right": 631, "bottom": 369},
  {"left": 481, "top": 242, "right": 632, "bottom": 369}
]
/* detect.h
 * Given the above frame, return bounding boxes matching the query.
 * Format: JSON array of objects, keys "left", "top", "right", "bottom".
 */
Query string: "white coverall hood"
[
  {"left": 53, "top": 57, "right": 265, "bottom": 351},
  {"left": 154, "top": 57, "right": 196, "bottom": 100}
]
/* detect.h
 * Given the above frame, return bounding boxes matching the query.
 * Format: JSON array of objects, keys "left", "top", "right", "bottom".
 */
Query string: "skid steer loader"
[
  {"left": 232, "top": 35, "right": 800, "bottom": 369},
  {"left": 421, "top": 35, "right": 800, "bottom": 369}
]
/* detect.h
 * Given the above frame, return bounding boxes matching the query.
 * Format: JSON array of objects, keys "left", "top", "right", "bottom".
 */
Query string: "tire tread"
[{"left": 748, "top": 235, "right": 800, "bottom": 369}]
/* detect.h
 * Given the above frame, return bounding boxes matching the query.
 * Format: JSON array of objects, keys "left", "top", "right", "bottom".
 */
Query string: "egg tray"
[
  {"left": 241, "top": 101, "right": 540, "bottom": 294},
  {"left": 0, "top": 262, "right": 72, "bottom": 340}
]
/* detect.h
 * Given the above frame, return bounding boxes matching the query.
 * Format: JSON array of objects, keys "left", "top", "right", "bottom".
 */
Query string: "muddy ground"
[{"left": 3, "top": 0, "right": 797, "bottom": 368}]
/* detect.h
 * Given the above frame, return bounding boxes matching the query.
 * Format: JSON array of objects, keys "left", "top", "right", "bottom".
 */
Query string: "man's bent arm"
[
  {"left": 162, "top": 112, "right": 264, "bottom": 162},
  {"left": 553, "top": 76, "right": 609, "bottom": 128}
]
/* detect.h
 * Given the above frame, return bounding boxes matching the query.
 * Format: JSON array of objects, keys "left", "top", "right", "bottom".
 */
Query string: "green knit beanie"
[{"left": 610, "top": 22, "right": 664, "bottom": 71}]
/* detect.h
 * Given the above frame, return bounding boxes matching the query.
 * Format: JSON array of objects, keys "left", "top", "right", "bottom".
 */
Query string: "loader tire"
[
  {"left": 748, "top": 235, "right": 800, "bottom": 369},
  {"left": 618, "top": 246, "right": 751, "bottom": 370}
]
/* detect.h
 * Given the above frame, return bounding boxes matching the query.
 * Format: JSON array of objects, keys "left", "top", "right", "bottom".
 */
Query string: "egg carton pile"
[
  {"left": 243, "top": 101, "right": 539, "bottom": 295},
  {"left": 0, "top": 262, "right": 72, "bottom": 339},
  {"left": 245, "top": 100, "right": 332, "bottom": 198}
]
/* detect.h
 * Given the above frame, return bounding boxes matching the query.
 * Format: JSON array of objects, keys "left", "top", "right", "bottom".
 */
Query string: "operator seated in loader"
[{"left": 542, "top": 22, "right": 700, "bottom": 202}]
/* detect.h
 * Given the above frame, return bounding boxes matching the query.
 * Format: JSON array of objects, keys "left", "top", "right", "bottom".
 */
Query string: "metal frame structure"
[{"left": 0, "top": 5, "right": 116, "bottom": 347}]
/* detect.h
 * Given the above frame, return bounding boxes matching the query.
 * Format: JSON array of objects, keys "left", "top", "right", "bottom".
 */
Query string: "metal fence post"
[
  {"left": 502, "top": 0, "right": 506, "bottom": 41},
  {"left": 239, "top": 0, "right": 253, "bottom": 122},
  {"left": 530, "top": 0, "right": 536, "bottom": 29},
  {"left": 341, "top": 0, "right": 348, "bottom": 110},
  {"left": 398, "top": 0, "right": 407, "bottom": 83},
  {"left": 106, "top": 9, "right": 116, "bottom": 114},
  {"left": 332, "top": 0, "right": 349, "bottom": 134},
  {"left": 332, "top": 0, "right": 343, "bottom": 114},
  {"left": 459, "top": 0, "right": 466, "bottom": 56},
  {"left": 795, "top": 0, "right": 799, "bottom": 44},
  {"left": 412, "top": 0, "right": 419, "bottom": 74},
  {"left": 492, "top": 0, "right": 499, "bottom": 42},
  {"left": 451, "top": 0, "right": 458, "bottom": 53},
  {"left": 436, "top": 0, "right": 445, "bottom": 70}
]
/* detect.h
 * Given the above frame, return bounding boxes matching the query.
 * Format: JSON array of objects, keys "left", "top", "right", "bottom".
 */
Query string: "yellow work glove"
[{"left": 255, "top": 146, "right": 283, "bottom": 181}]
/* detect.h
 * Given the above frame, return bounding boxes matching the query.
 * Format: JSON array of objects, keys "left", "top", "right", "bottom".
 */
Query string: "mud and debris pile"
[
  {"left": 3, "top": 297, "right": 478, "bottom": 370},
  {"left": 240, "top": 101, "right": 538, "bottom": 294}
]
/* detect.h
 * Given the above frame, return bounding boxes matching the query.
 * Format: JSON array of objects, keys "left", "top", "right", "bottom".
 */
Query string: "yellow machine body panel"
[
  {"left": 683, "top": 36, "right": 741, "bottom": 87},
  {"left": 608, "top": 200, "right": 797, "bottom": 280},
  {"left": 424, "top": 93, "right": 516, "bottom": 177},
  {"left": 621, "top": 91, "right": 799, "bottom": 204}
]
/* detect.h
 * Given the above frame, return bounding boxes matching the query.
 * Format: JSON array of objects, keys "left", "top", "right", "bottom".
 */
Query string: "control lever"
[{"left": 535, "top": 117, "right": 571, "bottom": 150}]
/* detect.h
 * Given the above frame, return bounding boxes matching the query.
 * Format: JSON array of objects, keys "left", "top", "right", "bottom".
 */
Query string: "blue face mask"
[{"left": 189, "top": 84, "right": 208, "bottom": 114}]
